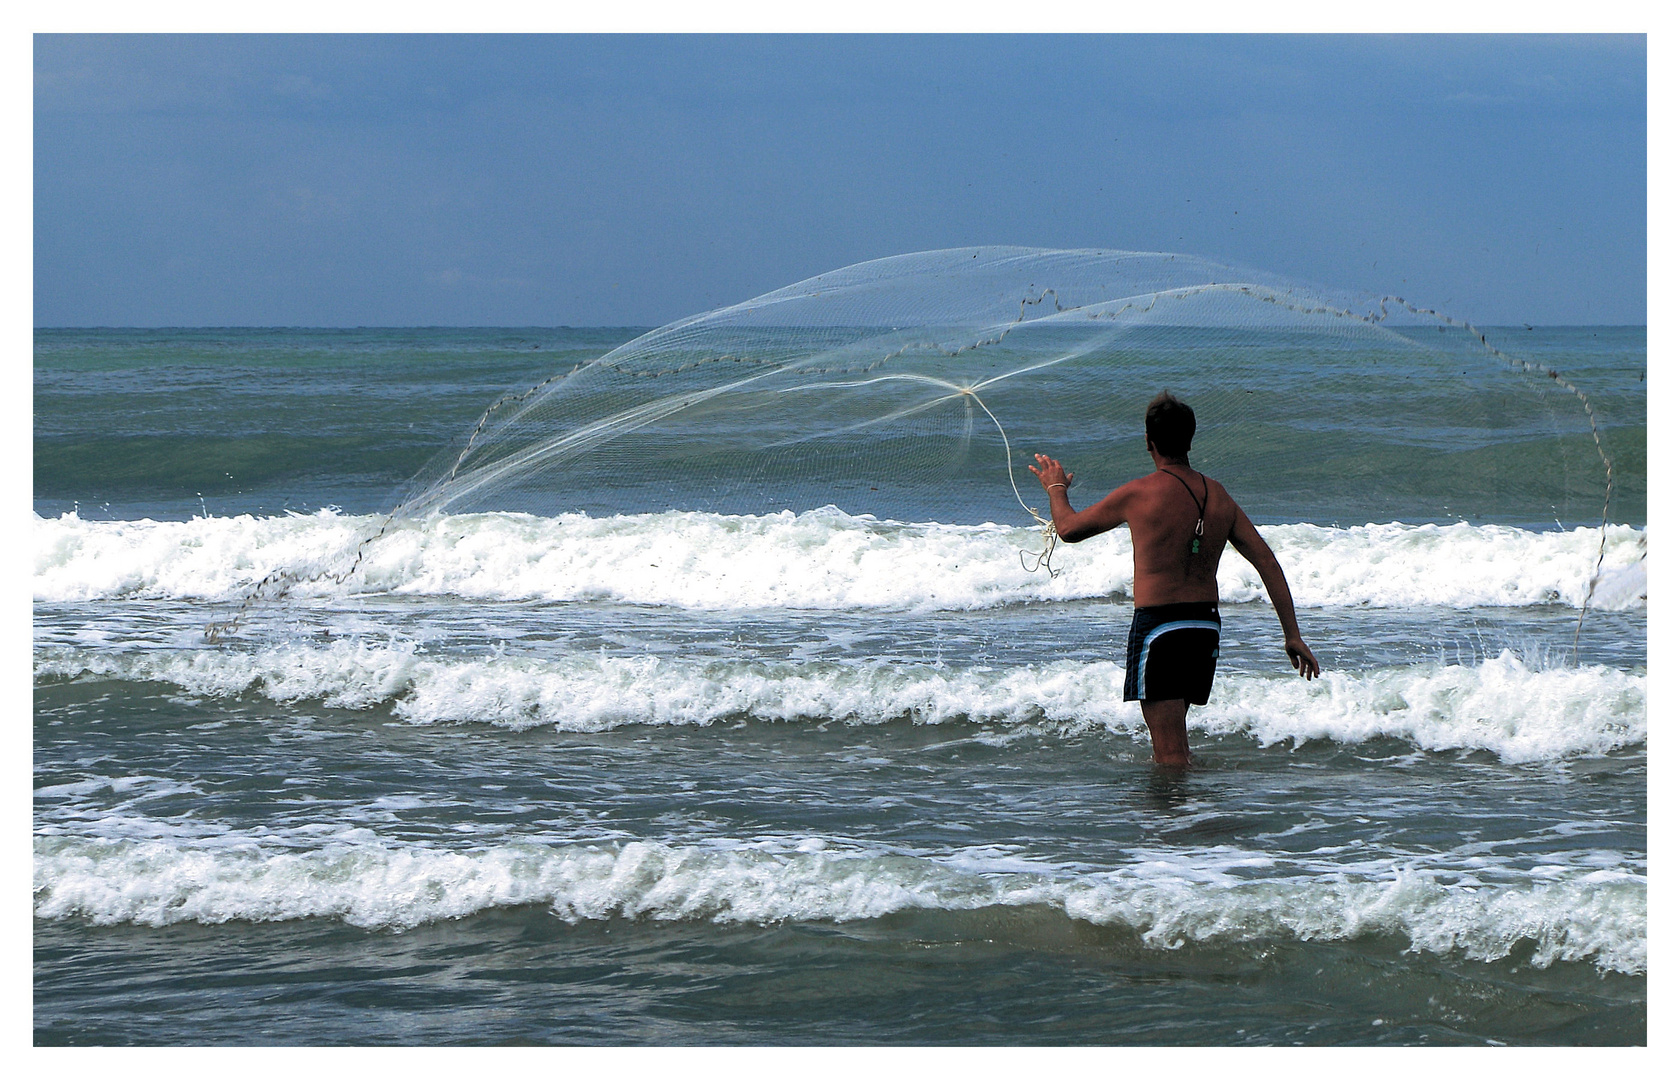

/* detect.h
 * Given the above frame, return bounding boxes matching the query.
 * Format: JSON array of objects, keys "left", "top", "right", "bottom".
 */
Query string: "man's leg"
[{"left": 1140, "top": 698, "right": 1191, "bottom": 767}]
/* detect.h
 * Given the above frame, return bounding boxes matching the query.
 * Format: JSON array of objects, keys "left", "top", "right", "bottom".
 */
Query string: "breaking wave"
[
  {"left": 35, "top": 644, "right": 1645, "bottom": 763},
  {"left": 32, "top": 833, "right": 1645, "bottom": 974},
  {"left": 34, "top": 509, "right": 1645, "bottom": 611}
]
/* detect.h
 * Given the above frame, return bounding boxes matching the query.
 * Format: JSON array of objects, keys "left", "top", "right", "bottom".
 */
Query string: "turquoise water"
[
  {"left": 34, "top": 327, "right": 1645, "bottom": 1045},
  {"left": 34, "top": 325, "right": 1646, "bottom": 527}
]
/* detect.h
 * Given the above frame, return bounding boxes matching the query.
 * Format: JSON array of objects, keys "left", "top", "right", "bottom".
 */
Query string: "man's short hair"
[{"left": 1145, "top": 391, "right": 1196, "bottom": 457}]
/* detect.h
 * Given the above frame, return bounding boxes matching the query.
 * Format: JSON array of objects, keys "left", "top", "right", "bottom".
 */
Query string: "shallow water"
[{"left": 34, "top": 327, "right": 1645, "bottom": 1045}]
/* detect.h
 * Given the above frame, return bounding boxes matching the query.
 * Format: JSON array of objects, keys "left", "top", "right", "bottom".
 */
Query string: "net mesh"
[
  {"left": 401, "top": 247, "right": 1610, "bottom": 527},
  {"left": 208, "top": 246, "right": 1617, "bottom": 640}
]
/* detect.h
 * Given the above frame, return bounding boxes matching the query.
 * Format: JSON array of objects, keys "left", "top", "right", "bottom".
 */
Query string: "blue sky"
[{"left": 33, "top": 34, "right": 1646, "bottom": 326}]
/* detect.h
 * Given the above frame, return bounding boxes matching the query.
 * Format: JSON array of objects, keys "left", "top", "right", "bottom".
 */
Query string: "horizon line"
[{"left": 33, "top": 322, "right": 1650, "bottom": 331}]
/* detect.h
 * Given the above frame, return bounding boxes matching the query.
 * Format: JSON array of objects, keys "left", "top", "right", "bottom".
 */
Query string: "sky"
[{"left": 33, "top": 33, "right": 1646, "bottom": 327}]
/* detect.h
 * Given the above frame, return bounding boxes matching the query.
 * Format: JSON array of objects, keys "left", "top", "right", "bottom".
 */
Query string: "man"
[{"left": 1029, "top": 391, "right": 1319, "bottom": 767}]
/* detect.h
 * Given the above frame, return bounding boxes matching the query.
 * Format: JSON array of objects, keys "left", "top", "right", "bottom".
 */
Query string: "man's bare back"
[{"left": 1028, "top": 392, "right": 1319, "bottom": 767}]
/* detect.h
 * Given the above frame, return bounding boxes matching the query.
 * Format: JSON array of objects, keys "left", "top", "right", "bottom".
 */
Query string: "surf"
[
  {"left": 35, "top": 643, "right": 1646, "bottom": 764},
  {"left": 31, "top": 832, "right": 1645, "bottom": 976},
  {"left": 34, "top": 508, "right": 1647, "bottom": 613}
]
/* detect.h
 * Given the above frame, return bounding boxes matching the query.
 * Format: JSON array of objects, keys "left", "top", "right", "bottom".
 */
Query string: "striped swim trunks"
[{"left": 1122, "top": 601, "right": 1222, "bottom": 705}]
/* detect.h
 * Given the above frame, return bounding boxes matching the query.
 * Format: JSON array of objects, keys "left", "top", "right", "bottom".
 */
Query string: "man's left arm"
[{"left": 1228, "top": 503, "right": 1321, "bottom": 678}]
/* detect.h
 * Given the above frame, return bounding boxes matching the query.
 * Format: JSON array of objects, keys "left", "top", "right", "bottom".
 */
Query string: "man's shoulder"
[
  {"left": 1203, "top": 475, "right": 1247, "bottom": 518},
  {"left": 1112, "top": 473, "right": 1161, "bottom": 499}
]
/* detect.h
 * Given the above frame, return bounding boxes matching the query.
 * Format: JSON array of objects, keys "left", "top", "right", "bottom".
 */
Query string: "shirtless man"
[{"left": 1029, "top": 391, "right": 1320, "bottom": 768}]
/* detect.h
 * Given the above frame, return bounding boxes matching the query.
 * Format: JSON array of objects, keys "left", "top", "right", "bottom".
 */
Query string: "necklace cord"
[{"left": 1162, "top": 468, "right": 1208, "bottom": 528}]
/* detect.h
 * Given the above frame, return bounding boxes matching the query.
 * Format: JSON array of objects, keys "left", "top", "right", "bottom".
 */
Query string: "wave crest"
[
  {"left": 36, "top": 644, "right": 1645, "bottom": 763},
  {"left": 32, "top": 835, "right": 1645, "bottom": 974},
  {"left": 34, "top": 509, "right": 1645, "bottom": 612}
]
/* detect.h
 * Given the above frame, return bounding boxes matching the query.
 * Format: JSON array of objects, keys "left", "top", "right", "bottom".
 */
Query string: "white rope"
[{"left": 961, "top": 387, "right": 1061, "bottom": 577}]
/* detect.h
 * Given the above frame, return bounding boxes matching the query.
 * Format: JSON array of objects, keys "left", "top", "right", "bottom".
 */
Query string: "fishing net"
[
  {"left": 401, "top": 247, "right": 1612, "bottom": 525},
  {"left": 210, "top": 246, "right": 1620, "bottom": 637}
]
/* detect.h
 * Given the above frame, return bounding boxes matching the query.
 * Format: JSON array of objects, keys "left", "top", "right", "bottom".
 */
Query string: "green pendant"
[{"left": 1191, "top": 538, "right": 1200, "bottom": 555}]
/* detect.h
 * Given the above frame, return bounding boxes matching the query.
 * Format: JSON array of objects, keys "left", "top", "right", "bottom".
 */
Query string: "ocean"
[{"left": 33, "top": 326, "right": 1646, "bottom": 1045}]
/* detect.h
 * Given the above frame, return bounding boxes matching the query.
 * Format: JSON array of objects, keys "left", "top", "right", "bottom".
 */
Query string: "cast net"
[{"left": 210, "top": 247, "right": 1623, "bottom": 637}]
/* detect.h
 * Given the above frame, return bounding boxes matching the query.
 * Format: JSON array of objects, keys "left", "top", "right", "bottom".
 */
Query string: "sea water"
[{"left": 33, "top": 327, "right": 1646, "bottom": 1045}]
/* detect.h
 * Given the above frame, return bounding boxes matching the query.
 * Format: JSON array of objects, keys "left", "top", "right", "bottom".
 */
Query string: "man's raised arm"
[
  {"left": 1228, "top": 505, "right": 1321, "bottom": 679},
  {"left": 1028, "top": 454, "right": 1129, "bottom": 543}
]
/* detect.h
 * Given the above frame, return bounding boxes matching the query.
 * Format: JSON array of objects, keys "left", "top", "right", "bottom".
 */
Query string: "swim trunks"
[{"left": 1123, "top": 601, "right": 1221, "bottom": 705}]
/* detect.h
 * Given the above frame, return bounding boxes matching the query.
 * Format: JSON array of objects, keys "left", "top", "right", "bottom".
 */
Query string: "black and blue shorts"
[{"left": 1123, "top": 601, "right": 1222, "bottom": 705}]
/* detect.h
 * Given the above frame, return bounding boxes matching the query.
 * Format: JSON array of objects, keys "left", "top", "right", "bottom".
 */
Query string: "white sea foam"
[
  {"left": 35, "top": 644, "right": 1645, "bottom": 763},
  {"left": 32, "top": 834, "right": 1645, "bottom": 973},
  {"left": 33, "top": 509, "right": 1645, "bottom": 611},
  {"left": 1591, "top": 554, "right": 1646, "bottom": 610}
]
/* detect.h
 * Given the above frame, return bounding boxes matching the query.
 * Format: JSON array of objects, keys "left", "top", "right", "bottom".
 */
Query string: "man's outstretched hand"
[
  {"left": 1286, "top": 637, "right": 1320, "bottom": 679},
  {"left": 1028, "top": 454, "right": 1073, "bottom": 494}
]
